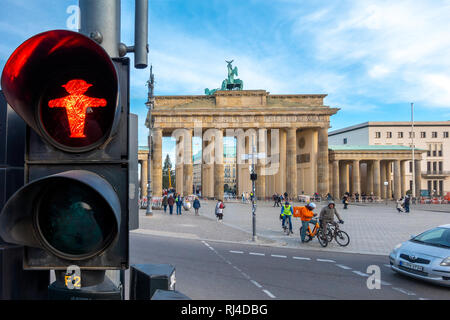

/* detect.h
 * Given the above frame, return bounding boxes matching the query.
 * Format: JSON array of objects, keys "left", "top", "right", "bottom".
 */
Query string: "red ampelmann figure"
[{"left": 48, "top": 79, "right": 107, "bottom": 138}]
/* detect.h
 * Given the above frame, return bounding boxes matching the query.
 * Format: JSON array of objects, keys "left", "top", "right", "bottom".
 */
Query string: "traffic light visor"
[
  {"left": 1, "top": 30, "right": 119, "bottom": 152},
  {"left": 0, "top": 170, "right": 121, "bottom": 261}
]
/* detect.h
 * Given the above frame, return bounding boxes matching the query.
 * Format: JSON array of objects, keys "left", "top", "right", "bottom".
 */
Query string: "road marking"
[
  {"left": 392, "top": 287, "right": 416, "bottom": 296},
  {"left": 271, "top": 254, "right": 287, "bottom": 258},
  {"left": 384, "top": 264, "right": 391, "bottom": 268},
  {"left": 336, "top": 264, "right": 352, "bottom": 270},
  {"left": 293, "top": 256, "right": 311, "bottom": 261},
  {"left": 251, "top": 280, "right": 262, "bottom": 288},
  {"left": 262, "top": 289, "right": 276, "bottom": 299},
  {"left": 249, "top": 252, "right": 265, "bottom": 256},
  {"left": 230, "top": 250, "right": 244, "bottom": 254},
  {"left": 317, "top": 259, "right": 335, "bottom": 263},
  {"left": 352, "top": 271, "right": 369, "bottom": 277},
  {"left": 378, "top": 280, "right": 392, "bottom": 286}
]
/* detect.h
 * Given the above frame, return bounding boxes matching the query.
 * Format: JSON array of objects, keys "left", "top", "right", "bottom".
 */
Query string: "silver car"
[{"left": 389, "top": 224, "right": 450, "bottom": 287}]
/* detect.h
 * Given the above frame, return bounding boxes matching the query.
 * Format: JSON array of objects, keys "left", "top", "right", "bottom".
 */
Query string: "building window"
[
  {"left": 398, "top": 132, "right": 403, "bottom": 138},
  {"left": 428, "top": 180, "right": 432, "bottom": 195},
  {"left": 433, "top": 162, "right": 437, "bottom": 172},
  {"left": 439, "top": 180, "right": 443, "bottom": 196},
  {"left": 409, "top": 132, "right": 415, "bottom": 138},
  {"left": 439, "top": 161, "right": 443, "bottom": 172},
  {"left": 386, "top": 132, "right": 392, "bottom": 138},
  {"left": 343, "top": 138, "right": 347, "bottom": 144},
  {"left": 409, "top": 161, "right": 412, "bottom": 173},
  {"left": 432, "top": 131, "right": 438, "bottom": 138},
  {"left": 427, "top": 162, "right": 431, "bottom": 172},
  {"left": 420, "top": 132, "right": 426, "bottom": 138},
  {"left": 444, "top": 132, "right": 449, "bottom": 138},
  {"left": 375, "top": 132, "right": 381, "bottom": 139}
]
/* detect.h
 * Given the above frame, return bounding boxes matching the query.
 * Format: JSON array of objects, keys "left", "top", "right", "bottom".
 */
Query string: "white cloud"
[{"left": 290, "top": 0, "right": 450, "bottom": 108}]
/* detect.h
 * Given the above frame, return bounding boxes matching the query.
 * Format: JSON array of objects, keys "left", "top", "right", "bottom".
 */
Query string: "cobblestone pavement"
[{"left": 133, "top": 200, "right": 450, "bottom": 256}]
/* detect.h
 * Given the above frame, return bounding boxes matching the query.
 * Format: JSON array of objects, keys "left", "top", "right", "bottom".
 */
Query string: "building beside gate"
[{"left": 329, "top": 121, "right": 450, "bottom": 197}]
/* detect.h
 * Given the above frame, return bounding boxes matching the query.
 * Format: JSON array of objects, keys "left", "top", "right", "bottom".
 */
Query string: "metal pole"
[
  {"left": 134, "top": 0, "right": 148, "bottom": 69},
  {"left": 146, "top": 66, "right": 154, "bottom": 216},
  {"left": 411, "top": 103, "right": 415, "bottom": 200},
  {"left": 251, "top": 136, "right": 257, "bottom": 242},
  {"left": 79, "top": 0, "right": 121, "bottom": 58}
]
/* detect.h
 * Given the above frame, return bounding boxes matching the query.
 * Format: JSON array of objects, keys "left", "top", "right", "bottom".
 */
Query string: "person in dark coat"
[
  {"left": 168, "top": 194, "right": 175, "bottom": 215},
  {"left": 162, "top": 194, "right": 168, "bottom": 213},
  {"left": 193, "top": 197, "right": 201, "bottom": 216}
]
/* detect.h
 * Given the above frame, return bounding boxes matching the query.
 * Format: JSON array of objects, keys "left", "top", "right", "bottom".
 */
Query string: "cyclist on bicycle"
[
  {"left": 299, "top": 202, "right": 317, "bottom": 243},
  {"left": 281, "top": 201, "right": 293, "bottom": 234},
  {"left": 319, "top": 201, "right": 344, "bottom": 234}
]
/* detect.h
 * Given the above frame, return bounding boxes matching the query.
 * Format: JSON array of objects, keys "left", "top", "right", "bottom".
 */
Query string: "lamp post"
[
  {"left": 146, "top": 66, "right": 155, "bottom": 216},
  {"left": 411, "top": 102, "right": 415, "bottom": 200}
]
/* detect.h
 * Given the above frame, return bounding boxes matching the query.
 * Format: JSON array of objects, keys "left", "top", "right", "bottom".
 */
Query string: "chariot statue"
[{"left": 205, "top": 60, "right": 244, "bottom": 95}]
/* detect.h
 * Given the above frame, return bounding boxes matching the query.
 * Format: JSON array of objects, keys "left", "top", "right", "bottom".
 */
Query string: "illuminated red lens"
[{"left": 1, "top": 30, "right": 118, "bottom": 151}]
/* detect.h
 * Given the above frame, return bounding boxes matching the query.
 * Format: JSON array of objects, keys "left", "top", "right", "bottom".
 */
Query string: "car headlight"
[
  {"left": 440, "top": 257, "right": 450, "bottom": 266},
  {"left": 392, "top": 243, "right": 402, "bottom": 254}
]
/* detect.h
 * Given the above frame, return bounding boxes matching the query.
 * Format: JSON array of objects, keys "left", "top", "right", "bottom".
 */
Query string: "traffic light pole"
[{"left": 146, "top": 67, "right": 155, "bottom": 216}]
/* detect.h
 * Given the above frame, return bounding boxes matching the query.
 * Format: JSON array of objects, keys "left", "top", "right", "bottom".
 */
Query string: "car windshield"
[{"left": 412, "top": 227, "right": 450, "bottom": 248}]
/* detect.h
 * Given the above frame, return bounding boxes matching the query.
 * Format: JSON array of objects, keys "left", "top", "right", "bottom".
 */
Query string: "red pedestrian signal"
[
  {"left": 1, "top": 30, "right": 119, "bottom": 152},
  {"left": 48, "top": 79, "right": 107, "bottom": 138}
]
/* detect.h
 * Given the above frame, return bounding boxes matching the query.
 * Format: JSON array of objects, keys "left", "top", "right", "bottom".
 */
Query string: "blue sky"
[{"left": 1, "top": 0, "right": 450, "bottom": 163}]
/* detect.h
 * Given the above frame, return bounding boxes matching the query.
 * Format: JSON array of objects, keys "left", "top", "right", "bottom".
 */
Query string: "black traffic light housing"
[{"left": 0, "top": 30, "right": 134, "bottom": 272}]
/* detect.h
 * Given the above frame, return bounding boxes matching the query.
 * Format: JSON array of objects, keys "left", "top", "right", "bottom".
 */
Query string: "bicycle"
[
  {"left": 325, "top": 221, "right": 350, "bottom": 246},
  {"left": 282, "top": 216, "right": 292, "bottom": 235},
  {"left": 299, "top": 219, "right": 328, "bottom": 247}
]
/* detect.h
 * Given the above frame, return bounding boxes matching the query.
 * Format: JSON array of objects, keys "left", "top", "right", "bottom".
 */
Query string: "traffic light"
[{"left": 0, "top": 30, "right": 134, "bottom": 275}]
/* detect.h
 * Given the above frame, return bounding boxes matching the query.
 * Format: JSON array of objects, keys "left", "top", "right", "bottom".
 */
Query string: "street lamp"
[{"left": 146, "top": 66, "right": 155, "bottom": 216}]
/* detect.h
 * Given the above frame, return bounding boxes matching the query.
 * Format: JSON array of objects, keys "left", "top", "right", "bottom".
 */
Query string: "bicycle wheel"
[
  {"left": 317, "top": 230, "right": 328, "bottom": 247},
  {"left": 299, "top": 227, "right": 312, "bottom": 242},
  {"left": 335, "top": 230, "right": 350, "bottom": 247}
]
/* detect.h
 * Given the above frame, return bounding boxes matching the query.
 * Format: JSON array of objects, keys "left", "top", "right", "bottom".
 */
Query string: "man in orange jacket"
[{"left": 299, "top": 202, "right": 317, "bottom": 243}]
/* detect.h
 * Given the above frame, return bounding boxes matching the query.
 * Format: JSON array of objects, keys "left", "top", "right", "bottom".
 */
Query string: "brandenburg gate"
[{"left": 146, "top": 89, "right": 339, "bottom": 200}]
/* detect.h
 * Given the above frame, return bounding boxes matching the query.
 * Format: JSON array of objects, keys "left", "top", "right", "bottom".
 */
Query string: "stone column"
[
  {"left": 415, "top": 159, "right": 422, "bottom": 198},
  {"left": 380, "top": 161, "right": 386, "bottom": 199},
  {"left": 373, "top": 160, "right": 381, "bottom": 199},
  {"left": 152, "top": 128, "right": 163, "bottom": 197},
  {"left": 317, "top": 127, "right": 329, "bottom": 197},
  {"left": 214, "top": 130, "right": 224, "bottom": 200},
  {"left": 393, "top": 160, "right": 401, "bottom": 200},
  {"left": 175, "top": 133, "right": 184, "bottom": 196},
  {"left": 275, "top": 129, "right": 287, "bottom": 195},
  {"left": 183, "top": 129, "right": 193, "bottom": 196},
  {"left": 286, "top": 128, "right": 298, "bottom": 199},
  {"left": 235, "top": 130, "right": 245, "bottom": 196},
  {"left": 202, "top": 131, "right": 214, "bottom": 198},
  {"left": 256, "top": 129, "right": 267, "bottom": 199},
  {"left": 332, "top": 160, "right": 339, "bottom": 200},
  {"left": 141, "top": 160, "right": 148, "bottom": 198},
  {"left": 339, "top": 162, "right": 349, "bottom": 197},
  {"left": 400, "top": 160, "right": 406, "bottom": 196},
  {"left": 386, "top": 161, "right": 392, "bottom": 199},
  {"left": 352, "top": 160, "right": 360, "bottom": 196},
  {"left": 366, "top": 161, "right": 374, "bottom": 195}
]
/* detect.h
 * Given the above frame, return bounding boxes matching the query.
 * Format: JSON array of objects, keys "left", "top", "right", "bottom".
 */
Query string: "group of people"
[
  {"left": 161, "top": 193, "right": 202, "bottom": 216},
  {"left": 279, "top": 200, "right": 344, "bottom": 243},
  {"left": 272, "top": 192, "right": 289, "bottom": 207},
  {"left": 396, "top": 195, "right": 411, "bottom": 213}
]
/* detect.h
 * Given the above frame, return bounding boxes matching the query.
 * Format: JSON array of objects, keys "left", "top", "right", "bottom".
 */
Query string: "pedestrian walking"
[
  {"left": 404, "top": 195, "right": 410, "bottom": 213},
  {"left": 343, "top": 194, "right": 349, "bottom": 209},
  {"left": 168, "top": 194, "right": 175, "bottom": 215},
  {"left": 175, "top": 194, "right": 183, "bottom": 215},
  {"left": 162, "top": 194, "right": 168, "bottom": 213},
  {"left": 215, "top": 199, "right": 225, "bottom": 221},
  {"left": 396, "top": 197, "right": 404, "bottom": 213},
  {"left": 193, "top": 197, "right": 201, "bottom": 215}
]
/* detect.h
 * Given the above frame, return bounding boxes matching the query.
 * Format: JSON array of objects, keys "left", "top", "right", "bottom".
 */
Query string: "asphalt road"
[{"left": 129, "top": 233, "right": 450, "bottom": 300}]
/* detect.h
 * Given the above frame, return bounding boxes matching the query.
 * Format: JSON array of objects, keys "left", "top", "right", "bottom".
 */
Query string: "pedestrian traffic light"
[{"left": 0, "top": 30, "right": 133, "bottom": 274}]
